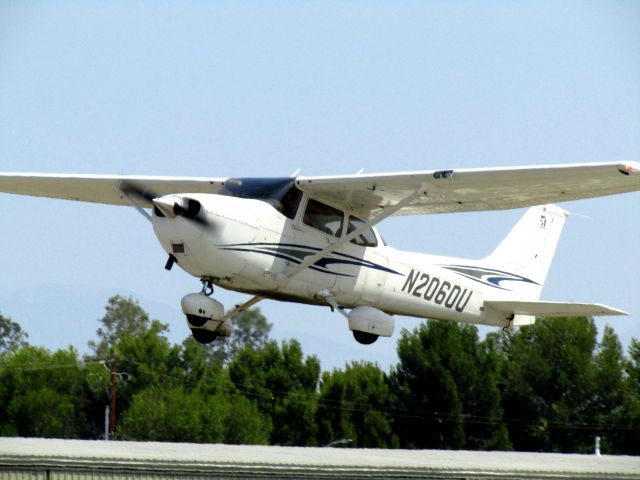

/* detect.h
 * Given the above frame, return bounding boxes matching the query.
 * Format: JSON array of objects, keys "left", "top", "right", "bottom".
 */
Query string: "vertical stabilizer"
[{"left": 482, "top": 204, "right": 568, "bottom": 301}]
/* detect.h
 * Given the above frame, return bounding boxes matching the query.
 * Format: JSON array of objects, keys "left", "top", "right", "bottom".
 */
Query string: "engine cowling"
[
  {"left": 181, "top": 292, "right": 231, "bottom": 343},
  {"left": 348, "top": 306, "right": 394, "bottom": 345}
]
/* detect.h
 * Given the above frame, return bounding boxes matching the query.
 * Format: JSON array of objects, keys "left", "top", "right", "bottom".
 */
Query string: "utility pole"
[
  {"left": 104, "top": 406, "right": 109, "bottom": 441},
  {"left": 109, "top": 360, "right": 117, "bottom": 440}
]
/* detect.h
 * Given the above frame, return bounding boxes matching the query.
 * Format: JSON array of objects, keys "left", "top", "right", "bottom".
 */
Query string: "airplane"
[{"left": 1, "top": 161, "right": 639, "bottom": 345}]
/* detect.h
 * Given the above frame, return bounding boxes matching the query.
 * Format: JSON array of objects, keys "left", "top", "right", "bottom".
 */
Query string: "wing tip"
[{"left": 617, "top": 161, "right": 640, "bottom": 176}]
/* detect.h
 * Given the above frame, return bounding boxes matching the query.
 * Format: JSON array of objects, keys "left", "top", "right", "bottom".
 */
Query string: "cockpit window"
[
  {"left": 347, "top": 216, "right": 378, "bottom": 247},
  {"left": 303, "top": 199, "right": 344, "bottom": 237}
]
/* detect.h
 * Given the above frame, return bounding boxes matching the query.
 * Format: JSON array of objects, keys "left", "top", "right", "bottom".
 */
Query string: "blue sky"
[{"left": 0, "top": 1, "right": 639, "bottom": 371}]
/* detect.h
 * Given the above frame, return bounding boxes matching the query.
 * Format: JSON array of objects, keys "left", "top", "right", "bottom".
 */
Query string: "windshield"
[{"left": 219, "top": 177, "right": 301, "bottom": 218}]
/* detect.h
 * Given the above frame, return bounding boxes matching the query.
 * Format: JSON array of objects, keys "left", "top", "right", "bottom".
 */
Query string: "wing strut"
[
  {"left": 283, "top": 185, "right": 427, "bottom": 280},
  {"left": 118, "top": 182, "right": 152, "bottom": 222},
  {"left": 221, "top": 295, "right": 264, "bottom": 322}
]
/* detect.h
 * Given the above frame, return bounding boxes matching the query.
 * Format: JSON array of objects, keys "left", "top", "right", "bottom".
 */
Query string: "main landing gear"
[
  {"left": 319, "top": 290, "right": 395, "bottom": 345},
  {"left": 181, "top": 279, "right": 232, "bottom": 344}
]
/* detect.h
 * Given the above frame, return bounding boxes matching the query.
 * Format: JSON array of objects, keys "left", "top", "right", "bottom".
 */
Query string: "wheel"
[
  {"left": 191, "top": 328, "right": 219, "bottom": 344},
  {"left": 353, "top": 330, "right": 379, "bottom": 345},
  {"left": 186, "top": 314, "right": 208, "bottom": 328}
]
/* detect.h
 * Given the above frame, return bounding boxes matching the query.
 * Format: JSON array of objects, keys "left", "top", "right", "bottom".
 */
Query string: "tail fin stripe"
[{"left": 439, "top": 264, "right": 539, "bottom": 290}]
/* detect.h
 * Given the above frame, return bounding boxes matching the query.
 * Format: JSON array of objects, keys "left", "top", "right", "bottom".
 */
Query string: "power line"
[{"left": 1, "top": 356, "right": 639, "bottom": 434}]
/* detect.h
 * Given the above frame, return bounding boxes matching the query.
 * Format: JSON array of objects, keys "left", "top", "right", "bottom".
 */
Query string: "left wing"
[
  {"left": 296, "top": 161, "right": 640, "bottom": 218},
  {"left": 0, "top": 173, "right": 229, "bottom": 207}
]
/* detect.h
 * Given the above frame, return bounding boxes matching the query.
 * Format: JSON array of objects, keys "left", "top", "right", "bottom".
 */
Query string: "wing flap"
[
  {"left": 484, "top": 300, "right": 627, "bottom": 318},
  {"left": 0, "top": 173, "right": 227, "bottom": 207},
  {"left": 296, "top": 161, "right": 640, "bottom": 218}
]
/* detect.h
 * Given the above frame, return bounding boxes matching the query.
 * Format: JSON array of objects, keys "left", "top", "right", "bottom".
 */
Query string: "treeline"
[{"left": 1, "top": 295, "right": 639, "bottom": 454}]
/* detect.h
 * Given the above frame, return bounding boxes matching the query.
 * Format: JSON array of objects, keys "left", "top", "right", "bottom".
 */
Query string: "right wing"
[{"left": 297, "top": 161, "right": 640, "bottom": 219}]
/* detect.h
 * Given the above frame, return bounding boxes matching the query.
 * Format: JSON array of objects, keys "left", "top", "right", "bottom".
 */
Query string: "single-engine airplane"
[{"left": 1, "top": 161, "right": 639, "bottom": 345}]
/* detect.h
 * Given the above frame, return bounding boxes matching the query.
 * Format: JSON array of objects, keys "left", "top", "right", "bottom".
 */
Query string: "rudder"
[{"left": 482, "top": 204, "right": 568, "bottom": 301}]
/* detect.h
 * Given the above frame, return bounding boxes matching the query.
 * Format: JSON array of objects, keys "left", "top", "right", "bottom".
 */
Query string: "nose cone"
[
  {"left": 153, "top": 195, "right": 181, "bottom": 218},
  {"left": 151, "top": 194, "right": 206, "bottom": 244}
]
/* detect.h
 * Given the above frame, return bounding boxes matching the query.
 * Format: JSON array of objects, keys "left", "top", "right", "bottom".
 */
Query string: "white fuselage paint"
[{"left": 152, "top": 194, "right": 519, "bottom": 328}]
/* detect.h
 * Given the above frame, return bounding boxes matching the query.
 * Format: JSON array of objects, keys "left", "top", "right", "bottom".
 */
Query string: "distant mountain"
[
  {"left": 0, "top": 284, "right": 185, "bottom": 355},
  {"left": 0, "top": 283, "right": 401, "bottom": 371}
]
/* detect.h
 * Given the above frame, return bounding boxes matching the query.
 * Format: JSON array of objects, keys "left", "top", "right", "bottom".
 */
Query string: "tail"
[
  {"left": 482, "top": 204, "right": 568, "bottom": 301},
  {"left": 478, "top": 204, "right": 625, "bottom": 327}
]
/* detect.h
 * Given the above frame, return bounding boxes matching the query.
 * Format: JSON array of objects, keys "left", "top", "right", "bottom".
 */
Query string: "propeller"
[
  {"left": 120, "top": 181, "right": 212, "bottom": 229},
  {"left": 170, "top": 197, "right": 209, "bottom": 227},
  {"left": 119, "top": 181, "right": 158, "bottom": 205}
]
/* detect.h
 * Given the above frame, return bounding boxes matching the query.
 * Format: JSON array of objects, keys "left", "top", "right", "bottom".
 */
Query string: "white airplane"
[{"left": 1, "top": 161, "right": 639, "bottom": 345}]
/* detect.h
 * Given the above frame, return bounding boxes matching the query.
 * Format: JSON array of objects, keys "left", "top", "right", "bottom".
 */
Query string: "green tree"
[
  {"left": 88, "top": 295, "right": 153, "bottom": 359},
  {"left": 114, "top": 306, "right": 272, "bottom": 444},
  {"left": 229, "top": 339, "right": 320, "bottom": 446},
  {"left": 206, "top": 308, "right": 272, "bottom": 364},
  {"left": 470, "top": 332, "right": 511, "bottom": 450},
  {"left": 317, "top": 361, "right": 397, "bottom": 448},
  {"left": 86, "top": 295, "right": 181, "bottom": 439},
  {"left": 120, "top": 385, "right": 271, "bottom": 444},
  {"left": 120, "top": 386, "right": 224, "bottom": 442},
  {"left": 589, "top": 326, "right": 631, "bottom": 453},
  {"left": 499, "top": 317, "right": 598, "bottom": 452},
  {"left": 389, "top": 320, "right": 509, "bottom": 450},
  {"left": 180, "top": 335, "right": 226, "bottom": 392},
  {"left": 618, "top": 338, "right": 640, "bottom": 454},
  {"left": 86, "top": 296, "right": 277, "bottom": 443},
  {"left": 222, "top": 392, "right": 272, "bottom": 444},
  {"left": 113, "top": 320, "right": 182, "bottom": 395},
  {"left": 0, "top": 346, "right": 98, "bottom": 438},
  {"left": 0, "top": 313, "right": 28, "bottom": 354},
  {"left": 628, "top": 339, "right": 640, "bottom": 389}
]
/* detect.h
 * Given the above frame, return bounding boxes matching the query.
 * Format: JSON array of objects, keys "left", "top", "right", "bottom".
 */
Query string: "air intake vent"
[{"left": 172, "top": 243, "right": 185, "bottom": 254}]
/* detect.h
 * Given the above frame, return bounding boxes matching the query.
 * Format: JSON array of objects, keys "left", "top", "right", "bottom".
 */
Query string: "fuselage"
[{"left": 152, "top": 192, "right": 528, "bottom": 328}]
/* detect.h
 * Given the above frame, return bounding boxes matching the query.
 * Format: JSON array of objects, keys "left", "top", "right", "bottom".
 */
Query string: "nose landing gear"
[
  {"left": 201, "top": 279, "right": 214, "bottom": 296},
  {"left": 181, "top": 279, "right": 231, "bottom": 344}
]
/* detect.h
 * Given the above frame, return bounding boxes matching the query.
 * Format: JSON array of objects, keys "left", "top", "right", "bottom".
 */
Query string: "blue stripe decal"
[{"left": 219, "top": 242, "right": 402, "bottom": 277}]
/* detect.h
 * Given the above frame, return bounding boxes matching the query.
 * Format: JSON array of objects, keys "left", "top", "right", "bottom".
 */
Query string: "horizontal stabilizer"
[{"left": 484, "top": 300, "right": 627, "bottom": 318}]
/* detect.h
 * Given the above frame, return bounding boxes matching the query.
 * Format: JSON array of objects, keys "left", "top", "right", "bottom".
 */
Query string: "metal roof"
[{"left": 1, "top": 438, "right": 639, "bottom": 479}]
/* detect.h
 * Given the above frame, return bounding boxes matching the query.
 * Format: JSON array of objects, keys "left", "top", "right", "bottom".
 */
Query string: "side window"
[
  {"left": 347, "top": 216, "right": 378, "bottom": 247},
  {"left": 303, "top": 199, "right": 344, "bottom": 237},
  {"left": 279, "top": 187, "right": 303, "bottom": 220}
]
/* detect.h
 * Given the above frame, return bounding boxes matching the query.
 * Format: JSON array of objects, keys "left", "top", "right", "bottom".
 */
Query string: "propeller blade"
[
  {"left": 153, "top": 195, "right": 213, "bottom": 229},
  {"left": 173, "top": 198, "right": 210, "bottom": 227},
  {"left": 120, "top": 181, "right": 158, "bottom": 204}
]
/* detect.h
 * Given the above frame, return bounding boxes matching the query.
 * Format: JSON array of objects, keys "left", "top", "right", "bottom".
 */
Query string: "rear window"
[{"left": 347, "top": 216, "right": 378, "bottom": 247}]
